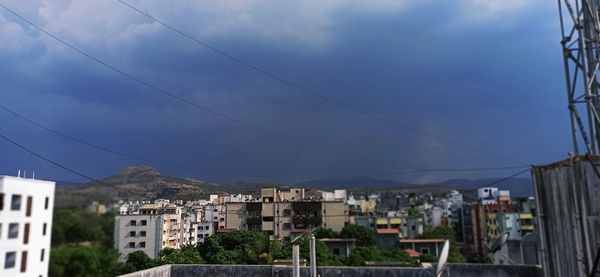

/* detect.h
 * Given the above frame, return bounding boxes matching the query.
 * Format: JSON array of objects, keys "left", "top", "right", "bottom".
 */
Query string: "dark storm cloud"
[{"left": 0, "top": 0, "right": 568, "bottom": 184}]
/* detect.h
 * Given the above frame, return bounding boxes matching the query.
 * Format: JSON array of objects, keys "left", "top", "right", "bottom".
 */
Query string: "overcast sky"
[{"left": 0, "top": 0, "right": 569, "bottom": 184}]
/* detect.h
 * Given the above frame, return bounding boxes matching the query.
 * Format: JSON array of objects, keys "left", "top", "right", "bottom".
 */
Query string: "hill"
[
  {"left": 56, "top": 166, "right": 222, "bottom": 207},
  {"left": 56, "top": 165, "right": 534, "bottom": 208}
]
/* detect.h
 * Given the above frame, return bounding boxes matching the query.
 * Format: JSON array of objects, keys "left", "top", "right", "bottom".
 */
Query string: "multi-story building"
[
  {"left": 217, "top": 201, "right": 349, "bottom": 240},
  {"left": 114, "top": 213, "right": 163, "bottom": 260},
  {"left": 114, "top": 203, "right": 188, "bottom": 261},
  {"left": 260, "top": 188, "right": 305, "bottom": 202},
  {"left": 447, "top": 190, "right": 463, "bottom": 206},
  {"left": 453, "top": 203, "right": 474, "bottom": 245},
  {"left": 0, "top": 175, "right": 55, "bottom": 277},
  {"left": 478, "top": 187, "right": 499, "bottom": 205},
  {"left": 196, "top": 222, "right": 215, "bottom": 243},
  {"left": 496, "top": 213, "right": 520, "bottom": 239},
  {"left": 400, "top": 216, "right": 423, "bottom": 239}
]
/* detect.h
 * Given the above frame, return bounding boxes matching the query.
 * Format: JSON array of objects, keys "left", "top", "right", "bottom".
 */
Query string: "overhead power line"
[
  {"left": 0, "top": 105, "right": 528, "bottom": 181},
  {"left": 477, "top": 168, "right": 531, "bottom": 189},
  {"left": 0, "top": 3, "right": 421, "bottom": 170},
  {"left": 0, "top": 131, "right": 148, "bottom": 198},
  {"left": 117, "top": 0, "right": 525, "bottom": 165},
  {"left": 0, "top": 123, "right": 529, "bottom": 201}
]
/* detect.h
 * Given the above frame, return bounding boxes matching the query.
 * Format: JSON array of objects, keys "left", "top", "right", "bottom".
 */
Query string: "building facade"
[{"left": 0, "top": 176, "right": 55, "bottom": 277}]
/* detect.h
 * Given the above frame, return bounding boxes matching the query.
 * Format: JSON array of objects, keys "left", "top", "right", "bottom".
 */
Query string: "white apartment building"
[
  {"left": 478, "top": 187, "right": 499, "bottom": 205},
  {"left": 0, "top": 175, "right": 55, "bottom": 277},
  {"left": 114, "top": 214, "right": 163, "bottom": 261},
  {"left": 114, "top": 204, "right": 187, "bottom": 261}
]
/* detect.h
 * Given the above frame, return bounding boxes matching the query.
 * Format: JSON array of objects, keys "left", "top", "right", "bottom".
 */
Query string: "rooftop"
[
  {"left": 399, "top": 239, "right": 446, "bottom": 243},
  {"left": 318, "top": 238, "right": 357, "bottom": 243},
  {"left": 404, "top": 248, "right": 421, "bottom": 257},
  {"left": 376, "top": 228, "right": 399, "bottom": 234}
]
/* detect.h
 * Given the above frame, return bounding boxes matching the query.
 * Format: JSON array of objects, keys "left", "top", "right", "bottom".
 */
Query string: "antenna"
[
  {"left": 32, "top": 171, "right": 35, "bottom": 179},
  {"left": 17, "top": 170, "right": 21, "bottom": 178}
]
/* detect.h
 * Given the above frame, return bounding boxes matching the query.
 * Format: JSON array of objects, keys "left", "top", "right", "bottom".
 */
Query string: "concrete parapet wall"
[
  {"left": 120, "top": 265, "right": 172, "bottom": 277},
  {"left": 119, "top": 264, "right": 542, "bottom": 277}
]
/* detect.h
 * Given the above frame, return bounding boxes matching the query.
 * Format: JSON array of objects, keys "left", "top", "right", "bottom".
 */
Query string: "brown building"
[
  {"left": 472, "top": 203, "right": 518, "bottom": 255},
  {"left": 219, "top": 201, "right": 349, "bottom": 240}
]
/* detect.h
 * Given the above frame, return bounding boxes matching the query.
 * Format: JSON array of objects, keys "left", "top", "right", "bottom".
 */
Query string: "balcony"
[
  {"left": 292, "top": 215, "right": 322, "bottom": 225},
  {"left": 519, "top": 213, "right": 533, "bottom": 220},
  {"left": 521, "top": 225, "right": 534, "bottom": 231},
  {"left": 246, "top": 216, "right": 262, "bottom": 224}
]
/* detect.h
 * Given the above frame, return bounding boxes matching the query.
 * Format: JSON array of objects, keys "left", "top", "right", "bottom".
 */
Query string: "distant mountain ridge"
[
  {"left": 297, "top": 177, "right": 533, "bottom": 197},
  {"left": 55, "top": 166, "right": 534, "bottom": 207}
]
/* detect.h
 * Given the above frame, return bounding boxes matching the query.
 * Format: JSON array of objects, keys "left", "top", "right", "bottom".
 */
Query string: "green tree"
[
  {"left": 420, "top": 226, "right": 455, "bottom": 241},
  {"left": 125, "top": 251, "right": 156, "bottom": 271},
  {"left": 50, "top": 246, "right": 102, "bottom": 277},
  {"left": 197, "top": 230, "right": 270, "bottom": 264},
  {"left": 447, "top": 246, "right": 466, "bottom": 263},
  {"left": 269, "top": 239, "right": 286, "bottom": 260},
  {"left": 346, "top": 246, "right": 415, "bottom": 266},
  {"left": 419, "top": 226, "right": 465, "bottom": 263},
  {"left": 340, "top": 225, "right": 374, "bottom": 246},
  {"left": 161, "top": 245, "right": 204, "bottom": 264},
  {"left": 419, "top": 253, "right": 437, "bottom": 263},
  {"left": 346, "top": 246, "right": 382, "bottom": 266},
  {"left": 283, "top": 237, "right": 343, "bottom": 266},
  {"left": 313, "top": 227, "right": 339, "bottom": 239}
]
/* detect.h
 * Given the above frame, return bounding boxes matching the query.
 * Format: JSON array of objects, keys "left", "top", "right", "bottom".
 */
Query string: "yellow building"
[{"left": 486, "top": 213, "right": 499, "bottom": 237}]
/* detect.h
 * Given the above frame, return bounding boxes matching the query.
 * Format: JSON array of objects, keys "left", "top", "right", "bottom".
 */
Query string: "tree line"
[{"left": 48, "top": 208, "right": 463, "bottom": 276}]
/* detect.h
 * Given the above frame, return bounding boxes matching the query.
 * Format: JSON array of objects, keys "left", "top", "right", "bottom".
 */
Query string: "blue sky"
[{"left": 0, "top": 0, "right": 569, "bottom": 184}]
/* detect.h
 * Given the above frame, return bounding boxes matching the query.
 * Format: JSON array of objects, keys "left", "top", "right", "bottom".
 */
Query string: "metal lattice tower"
[{"left": 559, "top": 0, "right": 600, "bottom": 155}]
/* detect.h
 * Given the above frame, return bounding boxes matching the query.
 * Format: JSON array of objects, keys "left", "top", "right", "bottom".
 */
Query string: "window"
[
  {"left": 23, "top": 223, "right": 30, "bottom": 244},
  {"left": 130, "top": 220, "right": 137, "bottom": 226},
  {"left": 44, "top": 197, "right": 49, "bottom": 210},
  {"left": 139, "top": 242, "right": 146, "bottom": 248},
  {"left": 283, "top": 223, "right": 292, "bottom": 230},
  {"left": 8, "top": 223, "right": 19, "bottom": 239},
  {"left": 26, "top": 196, "right": 32, "bottom": 217},
  {"left": 20, "top": 251, "right": 27, "bottom": 273},
  {"left": 43, "top": 223, "right": 47, "bottom": 236},
  {"left": 421, "top": 248, "right": 430, "bottom": 254},
  {"left": 205, "top": 226, "right": 209, "bottom": 230},
  {"left": 129, "top": 231, "right": 136, "bottom": 237},
  {"left": 140, "top": 231, "right": 146, "bottom": 237},
  {"left": 4, "top": 252, "right": 16, "bottom": 269},
  {"left": 0, "top": 193, "right": 4, "bottom": 210},
  {"left": 11, "top": 195, "right": 22, "bottom": 211},
  {"left": 283, "top": 209, "right": 291, "bottom": 216},
  {"left": 40, "top": 249, "right": 45, "bottom": 262},
  {"left": 263, "top": 216, "right": 274, "bottom": 222},
  {"left": 333, "top": 248, "right": 340, "bottom": 255},
  {"left": 128, "top": 242, "right": 135, "bottom": 248},
  {"left": 141, "top": 220, "right": 147, "bottom": 226}
]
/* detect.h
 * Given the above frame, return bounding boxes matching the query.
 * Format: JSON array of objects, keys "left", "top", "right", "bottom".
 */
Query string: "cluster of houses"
[{"left": 113, "top": 186, "right": 539, "bottom": 264}]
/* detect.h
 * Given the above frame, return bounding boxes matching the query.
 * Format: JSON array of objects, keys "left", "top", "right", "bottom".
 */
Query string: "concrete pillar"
[
  {"left": 293, "top": 244, "right": 300, "bottom": 277},
  {"left": 310, "top": 235, "right": 317, "bottom": 277}
]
